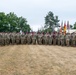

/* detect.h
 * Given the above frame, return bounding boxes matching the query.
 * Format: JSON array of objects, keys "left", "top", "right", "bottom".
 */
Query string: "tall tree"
[
  {"left": 74, "top": 22, "right": 76, "bottom": 29},
  {"left": 44, "top": 11, "right": 60, "bottom": 32},
  {"left": 0, "top": 12, "right": 31, "bottom": 32},
  {"left": 6, "top": 12, "right": 19, "bottom": 32},
  {"left": 18, "top": 17, "right": 31, "bottom": 32},
  {"left": 0, "top": 12, "right": 9, "bottom": 32}
]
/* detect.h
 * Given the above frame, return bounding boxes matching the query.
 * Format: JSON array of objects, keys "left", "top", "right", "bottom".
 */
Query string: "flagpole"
[
  {"left": 64, "top": 21, "right": 66, "bottom": 35},
  {"left": 67, "top": 21, "right": 70, "bottom": 33}
]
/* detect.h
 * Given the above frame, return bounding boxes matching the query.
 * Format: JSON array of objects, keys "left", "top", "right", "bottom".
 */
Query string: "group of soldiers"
[{"left": 0, "top": 32, "right": 76, "bottom": 47}]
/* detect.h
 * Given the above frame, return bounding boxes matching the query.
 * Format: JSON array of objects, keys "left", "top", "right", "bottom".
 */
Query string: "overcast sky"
[{"left": 0, "top": 0, "right": 76, "bottom": 31}]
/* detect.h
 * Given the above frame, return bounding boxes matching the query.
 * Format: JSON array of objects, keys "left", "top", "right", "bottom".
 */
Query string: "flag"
[
  {"left": 60, "top": 21, "right": 63, "bottom": 33},
  {"left": 67, "top": 21, "right": 70, "bottom": 29},
  {"left": 60, "top": 27, "right": 62, "bottom": 33},
  {"left": 64, "top": 21, "right": 66, "bottom": 35}
]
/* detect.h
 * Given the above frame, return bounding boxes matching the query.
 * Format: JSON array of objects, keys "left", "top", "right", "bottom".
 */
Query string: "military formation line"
[{"left": 0, "top": 32, "right": 76, "bottom": 47}]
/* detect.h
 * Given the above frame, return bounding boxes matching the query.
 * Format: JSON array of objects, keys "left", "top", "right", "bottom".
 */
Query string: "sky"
[{"left": 0, "top": 0, "right": 76, "bottom": 31}]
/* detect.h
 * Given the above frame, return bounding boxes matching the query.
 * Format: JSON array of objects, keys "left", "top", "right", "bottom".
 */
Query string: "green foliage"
[
  {"left": 18, "top": 17, "right": 31, "bottom": 32},
  {"left": 74, "top": 22, "right": 76, "bottom": 29},
  {"left": 44, "top": 11, "right": 60, "bottom": 32},
  {"left": 0, "top": 12, "right": 31, "bottom": 32},
  {"left": 70, "top": 25, "right": 73, "bottom": 29},
  {"left": 0, "top": 12, "right": 9, "bottom": 32}
]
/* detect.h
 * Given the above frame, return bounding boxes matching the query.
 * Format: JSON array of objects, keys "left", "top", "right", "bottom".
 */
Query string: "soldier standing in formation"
[
  {"left": 57, "top": 33, "right": 61, "bottom": 45},
  {"left": 0, "top": 33, "right": 3, "bottom": 46},
  {"left": 65, "top": 33, "right": 71, "bottom": 46},
  {"left": 48, "top": 33, "right": 52, "bottom": 45},
  {"left": 32, "top": 32, "right": 37, "bottom": 44},
  {"left": 42, "top": 33, "right": 48, "bottom": 45},
  {"left": 60, "top": 32, "right": 65, "bottom": 46},
  {"left": 71, "top": 33, "right": 76, "bottom": 47},
  {"left": 37, "top": 32, "right": 43, "bottom": 45},
  {"left": 52, "top": 31, "right": 56, "bottom": 45},
  {"left": 0, "top": 32, "right": 76, "bottom": 47},
  {"left": 27, "top": 32, "right": 32, "bottom": 44},
  {"left": 20, "top": 33, "right": 25, "bottom": 44}
]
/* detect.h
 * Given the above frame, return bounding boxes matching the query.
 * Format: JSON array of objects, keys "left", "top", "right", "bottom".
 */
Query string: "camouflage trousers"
[
  {"left": 66, "top": 39, "right": 70, "bottom": 46},
  {"left": 37, "top": 39, "right": 42, "bottom": 45},
  {"left": 43, "top": 39, "right": 48, "bottom": 45},
  {"left": 1, "top": 39, "right": 5, "bottom": 46},
  {"left": 11, "top": 39, "right": 15, "bottom": 45},
  {"left": 15, "top": 39, "right": 20, "bottom": 44},
  {"left": 58, "top": 39, "right": 61, "bottom": 45},
  {"left": 24, "top": 39, "right": 27, "bottom": 44},
  {"left": 53, "top": 39, "right": 56, "bottom": 45},
  {"left": 0, "top": 39, "right": 2, "bottom": 45},
  {"left": 48, "top": 39, "right": 52, "bottom": 45},
  {"left": 71, "top": 40, "right": 76, "bottom": 46},
  {"left": 21, "top": 39, "right": 25, "bottom": 44},
  {"left": 5, "top": 39, "right": 10, "bottom": 45},
  {"left": 32, "top": 39, "right": 36, "bottom": 44},
  {"left": 61, "top": 39, "right": 65, "bottom": 46},
  {"left": 27, "top": 38, "right": 32, "bottom": 44}
]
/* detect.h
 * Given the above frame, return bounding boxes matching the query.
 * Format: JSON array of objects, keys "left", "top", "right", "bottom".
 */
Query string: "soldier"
[
  {"left": 37, "top": 32, "right": 43, "bottom": 45},
  {"left": 57, "top": 33, "right": 61, "bottom": 45},
  {"left": 10, "top": 33, "right": 16, "bottom": 45},
  {"left": 48, "top": 34, "right": 52, "bottom": 45},
  {"left": 27, "top": 33, "right": 32, "bottom": 44},
  {"left": 75, "top": 34, "right": 76, "bottom": 46},
  {"left": 65, "top": 33, "right": 71, "bottom": 46},
  {"left": 1, "top": 33, "right": 5, "bottom": 46},
  {"left": 4, "top": 33, "right": 10, "bottom": 45},
  {"left": 55, "top": 32, "right": 58, "bottom": 45},
  {"left": 24, "top": 34, "right": 27, "bottom": 44},
  {"left": 43, "top": 33, "right": 49, "bottom": 45},
  {"left": 20, "top": 34, "right": 25, "bottom": 44},
  {"left": 32, "top": 32, "right": 37, "bottom": 45},
  {"left": 0, "top": 33, "right": 3, "bottom": 46},
  {"left": 52, "top": 32, "right": 57, "bottom": 45},
  {"left": 42, "top": 33, "right": 47, "bottom": 45},
  {"left": 71, "top": 33, "right": 76, "bottom": 47},
  {"left": 15, "top": 33, "right": 20, "bottom": 44},
  {"left": 60, "top": 32, "right": 65, "bottom": 46}
]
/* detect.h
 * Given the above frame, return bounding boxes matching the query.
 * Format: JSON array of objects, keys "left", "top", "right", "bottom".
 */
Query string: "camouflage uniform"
[
  {"left": 1, "top": 33, "right": 5, "bottom": 46},
  {"left": 15, "top": 33, "right": 20, "bottom": 44},
  {"left": 4, "top": 33, "right": 10, "bottom": 45},
  {"left": 60, "top": 34, "right": 65, "bottom": 46},
  {"left": 52, "top": 34, "right": 56, "bottom": 45},
  {"left": 0, "top": 33, "right": 3, "bottom": 46},
  {"left": 10, "top": 33, "right": 16, "bottom": 45},
  {"left": 57, "top": 34, "right": 61, "bottom": 45},
  {"left": 24, "top": 35, "right": 27, "bottom": 44},
  {"left": 32, "top": 34, "right": 36, "bottom": 45},
  {"left": 55, "top": 34, "right": 58, "bottom": 45},
  {"left": 27, "top": 34, "right": 32, "bottom": 44},
  {"left": 20, "top": 34, "right": 25, "bottom": 44},
  {"left": 75, "top": 34, "right": 76, "bottom": 46},
  {"left": 37, "top": 34, "right": 43, "bottom": 45},
  {"left": 65, "top": 33, "right": 71, "bottom": 46},
  {"left": 71, "top": 33, "right": 76, "bottom": 46},
  {"left": 42, "top": 34, "right": 48, "bottom": 45},
  {"left": 48, "top": 35, "right": 52, "bottom": 45}
]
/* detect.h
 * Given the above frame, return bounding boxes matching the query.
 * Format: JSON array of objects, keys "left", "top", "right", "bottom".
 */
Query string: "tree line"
[
  {"left": 38, "top": 11, "right": 76, "bottom": 33},
  {"left": 0, "top": 12, "right": 31, "bottom": 32},
  {"left": 0, "top": 11, "right": 76, "bottom": 33}
]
